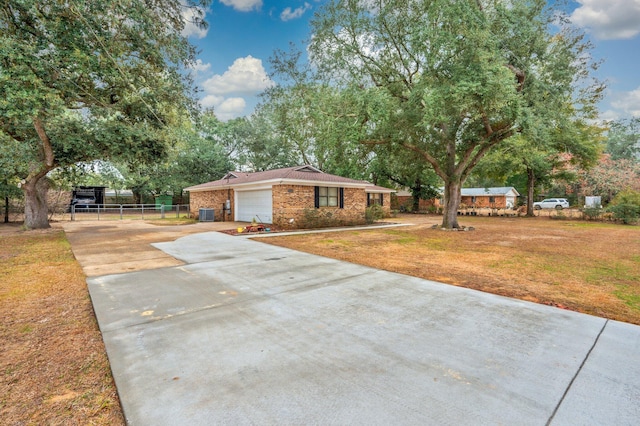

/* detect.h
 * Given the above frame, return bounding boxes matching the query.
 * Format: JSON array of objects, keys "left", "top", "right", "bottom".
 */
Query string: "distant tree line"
[{"left": 4, "top": 1, "right": 640, "bottom": 228}]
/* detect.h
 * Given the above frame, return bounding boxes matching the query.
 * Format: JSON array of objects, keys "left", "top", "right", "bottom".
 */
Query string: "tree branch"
[
  {"left": 458, "top": 126, "right": 516, "bottom": 182},
  {"left": 379, "top": 17, "right": 414, "bottom": 88},
  {"left": 401, "top": 141, "right": 446, "bottom": 180},
  {"left": 30, "top": 116, "right": 57, "bottom": 182},
  {"left": 480, "top": 107, "right": 493, "bottom": 136},
  {"left": 506, "top": 64, "right": 526, "bottom": 92}
]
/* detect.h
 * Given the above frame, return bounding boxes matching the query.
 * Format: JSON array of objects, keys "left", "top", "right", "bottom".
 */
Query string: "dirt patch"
[
  {"left": 0, "top": 230, "right": 124, "bottom": 425},
  {"left": 60, "top": 219, "right": 248, "bottom": 276}
]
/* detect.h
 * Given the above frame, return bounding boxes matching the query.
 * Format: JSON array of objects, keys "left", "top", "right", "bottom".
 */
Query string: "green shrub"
[
  {"left": 609, "top": 190, "right": 640, "bottom": 225},
  {"left": 365, "top": 204, "right": 386, "bottom": 224},
  {"left": 611, "top": 189, "right": 640, "bottom": 206},
  {"left": 581, "top": 207, "right": 603, "bottom": 220},
  {"left": 300, "top": 208, "right": 335, "bottom": 229},
  {"left": 608, "top": 204, "right": 640, "bottom": 225},
  {"left": 400, "top": 201, "right": 413, "bottom": 213}
]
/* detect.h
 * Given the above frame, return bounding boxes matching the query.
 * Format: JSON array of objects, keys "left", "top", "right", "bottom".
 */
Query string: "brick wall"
[
  {"left": 396, "top": 195, "right": 441, "bottom": 212},
  {"left": 368, "top": 192, "right": 393, "bottom": 214},
  {"left": 460, "top": 195, "right": 507, "bottom": 208},
  {"left": 191, "top": 184, "right": 391, "bottom": 228},
  {"left": 189, "top": 189, "right": 234, "bottom": 222},
  {"left": 273, "top": 185, "right": 389, "bottom": 229}
]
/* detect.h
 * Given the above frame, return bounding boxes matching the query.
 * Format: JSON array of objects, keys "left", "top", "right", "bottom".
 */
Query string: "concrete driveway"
[{"left": 67, "top": 223, "right": 640, "bottom": 425}]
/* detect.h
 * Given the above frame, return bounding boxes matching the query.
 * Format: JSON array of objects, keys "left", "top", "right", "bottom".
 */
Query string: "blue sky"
[{"left": 184, "top": 0, "right": 640, "bottom": 122}]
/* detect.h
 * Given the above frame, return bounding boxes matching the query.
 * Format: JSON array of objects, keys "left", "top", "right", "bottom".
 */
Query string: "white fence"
[{"left": 70, "top": 204, "right": 190, "bottom": 221}]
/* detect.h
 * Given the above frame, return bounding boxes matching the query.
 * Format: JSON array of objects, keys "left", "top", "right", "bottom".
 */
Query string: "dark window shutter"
[
  {"left": 380, "top": 193, "right": 384, "bottom": 205},
  {"left": 314, "top": 186, "right": 319, "bottom": 208},
  {"left": 339, "top": 188, "right": 344, "bottom": 208}
]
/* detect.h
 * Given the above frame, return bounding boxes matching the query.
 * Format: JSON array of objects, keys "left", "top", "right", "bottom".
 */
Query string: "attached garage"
[
  {"left": 185, "top": 166, "right": 395, "bottom": 228},
  {"left": 236, "top": 189, "right": 273, "bottom": 224}
]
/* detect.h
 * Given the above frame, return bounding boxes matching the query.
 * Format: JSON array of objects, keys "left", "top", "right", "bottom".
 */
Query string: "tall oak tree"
[
  {"left": 305, "top": 0, "right": 603, "bottom": 228},
  {"left": 0, "top": 0, "right": 207, "bottom": 228}
]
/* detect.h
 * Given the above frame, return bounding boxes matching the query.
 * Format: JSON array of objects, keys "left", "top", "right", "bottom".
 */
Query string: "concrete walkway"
[{"left": 75, "top": 227, "right": 639, "bottom": 425}]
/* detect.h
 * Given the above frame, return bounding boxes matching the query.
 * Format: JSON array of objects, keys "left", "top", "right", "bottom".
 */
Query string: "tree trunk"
[
  {"left": 411, "top": 179, "right": 421, "bottom": 212},
  {"left": 174, "top": 190, "right": 185, "bottom": 205},
  {"left": 23, "top": 177, "right": 50, "bottom": 229},
  {"left": 526, "top": 166, "right": 535, "bottom": 217},
  {"left": 4, "top": 195, "right": 9, "bottom": 223},
  {"left": 132, "top": 190, "right": 142, "bottom": 205},
  {"left": 22, "top": 116, "right": 56, "bottom": 229},
  {"left": 441, "top": 180, "right": 461, "bottom": 229},
  {"left": 412, "top": 193, "right": 420, "bottom": 213}
]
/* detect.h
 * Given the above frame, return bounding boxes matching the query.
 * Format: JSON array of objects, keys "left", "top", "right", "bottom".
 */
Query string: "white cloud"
[
  {"left": 220, "top": 0, "right": 262, "bottom": 12},
  {"left": 201, "top": 95, "right": 246, "bottom": 120},
  {"left": 182, "top": 6, "right": 209, "bottom": 39},
  {"left": 281, "top": 3, "right": 312, "bottom": 21},
  {"left": 202, "top": 55, "right": 274, "bottom": 95},
  {"left": 200, "top": 94, "right": 225, "bottom": 109},
  {"left": 215, "top": 98, "right": 247, "bottom": 121},
  {"left": 199, "top": 56, "right": 273, "bottom": 120},
  {"left": 190, "top": 59, "right": 211, "bottom": 73},
  {"left": 599, "top": 109, "right": 620, "bottom": 122},
  {"left": 571, "top": 0, "right": 640, "bottom": 40},
  {"left": 611, "top": 87, "right": 640, "bottom": 117}
]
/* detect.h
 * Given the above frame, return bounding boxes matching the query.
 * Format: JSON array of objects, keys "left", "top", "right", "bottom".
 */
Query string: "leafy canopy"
[
  {"left": 296, "top": 0, "right": 603, "bottom": 227},
  {"left": 0, "top": 0, "right": 208, "bottom": 227}
]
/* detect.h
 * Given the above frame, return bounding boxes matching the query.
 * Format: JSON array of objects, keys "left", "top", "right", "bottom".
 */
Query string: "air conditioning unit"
[{"left": 199, "top": 208, "right": 214, "bottom": 222}]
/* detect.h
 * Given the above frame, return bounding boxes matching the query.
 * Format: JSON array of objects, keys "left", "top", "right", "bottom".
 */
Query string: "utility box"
[
  {"left": 199, "top": 208, "right": 214, "bottom": 222},
  {"left": 585, "top": 196, "right": 602, "bottom": 208}
]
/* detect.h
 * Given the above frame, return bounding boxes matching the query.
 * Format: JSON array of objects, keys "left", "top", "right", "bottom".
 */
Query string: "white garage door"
[{"left": 236, "top": 189, "right": 273, "bottom": 224}]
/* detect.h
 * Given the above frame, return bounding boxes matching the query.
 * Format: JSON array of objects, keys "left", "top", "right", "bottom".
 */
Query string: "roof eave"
[{"left": 186, "top": 178, "right": 375, "bottom": 192}]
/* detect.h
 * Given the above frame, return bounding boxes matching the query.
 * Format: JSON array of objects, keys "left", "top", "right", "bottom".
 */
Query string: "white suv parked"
[{"left": 533, "top": 198, "right": 570, "bottom": 210}]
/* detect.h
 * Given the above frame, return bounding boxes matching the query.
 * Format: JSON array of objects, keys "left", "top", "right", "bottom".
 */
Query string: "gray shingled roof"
[{"left": 186, "top": 165, "right": 393, "bottom": 192}]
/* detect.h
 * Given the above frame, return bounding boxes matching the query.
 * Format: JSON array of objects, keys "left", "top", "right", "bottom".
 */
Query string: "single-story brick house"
[
  {"left": 460, "top": 187, "right": 520, "bottom": 209},
  {"left": 395, "top": 186, "right": 520, "bottom": 211},
  {"left": 185, "top": 165, "right": 395, "bottom": 228}
]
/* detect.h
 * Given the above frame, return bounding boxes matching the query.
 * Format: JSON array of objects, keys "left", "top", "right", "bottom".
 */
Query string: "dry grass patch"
[
  {"left": 262, "top": 215, "right": 640, "bottom": 325},
  {"left": 145, "top": 217, "right": 197, "bottom": 226},
  {"left": 0, "top": 228, "right": 124, "bottom": 425}
]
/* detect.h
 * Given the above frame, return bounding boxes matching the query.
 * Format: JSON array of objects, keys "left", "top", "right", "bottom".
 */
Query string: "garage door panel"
[{"left": 237, "top": 190, "right": 272, "bottom": 224}]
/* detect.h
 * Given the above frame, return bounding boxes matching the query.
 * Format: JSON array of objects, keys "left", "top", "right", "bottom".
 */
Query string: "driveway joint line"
[
  {"left": 98, "top": 267, "right": 380, "bottom": 333},
  {"left": 546, "top": 318, "right": 609, "bottom": 425}
]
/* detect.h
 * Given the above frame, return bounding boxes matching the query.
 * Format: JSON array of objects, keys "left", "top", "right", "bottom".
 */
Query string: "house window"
[
  {"left": 320, "top": 187, "right": 338, "bottom": 206},
  {"left": 315, "top": 186, "right": 344, "bottom": 208},
  {"left": 367, "top": 193, "right": 383, "bottom": 207},
  {"left": 489, "top": 196, "right": 495, "bottom": 203}
]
